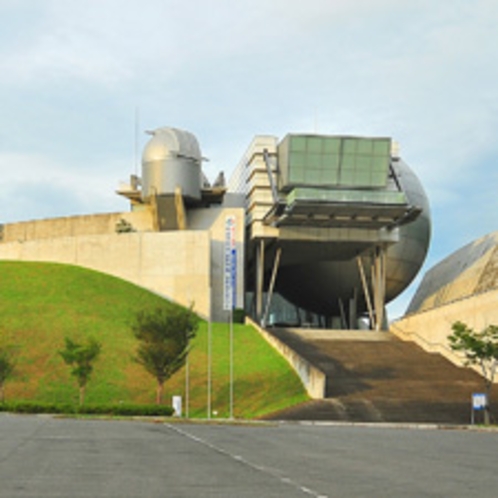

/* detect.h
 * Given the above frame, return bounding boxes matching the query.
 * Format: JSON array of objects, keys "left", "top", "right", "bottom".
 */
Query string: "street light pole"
[
  {"left": 185, "top": 352, "right": 189, "bottom": 418},
  {"left": 229, "top": 308, "right": 234, "bottom": 420},
  {"left": 207, "top": 288, "right": 212, "bottom": 419}
]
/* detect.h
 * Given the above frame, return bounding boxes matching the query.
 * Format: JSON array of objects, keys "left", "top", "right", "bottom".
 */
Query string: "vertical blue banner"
[{"left": 223, "top": 216, "right": 237, "bottom": 310}]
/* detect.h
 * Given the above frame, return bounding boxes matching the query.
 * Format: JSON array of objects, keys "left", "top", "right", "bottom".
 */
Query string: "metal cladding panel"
[
  {"left": 142, "top": 127, "right": 202, "bottom": 200},
  {"left": 142, "top": 158, "right": 201, "bottom": 200},
  {"left": 406, "top": 232, "right": 498, "bottom": 315},
  {"left": 278, "top": 134, "right": 391, "bottom": 191},
  {"left": 385, "top": 159, "right": 431, "bottom": 303},
  {"left": 286, "top": 188, "right": 407, "bottom": 205}
]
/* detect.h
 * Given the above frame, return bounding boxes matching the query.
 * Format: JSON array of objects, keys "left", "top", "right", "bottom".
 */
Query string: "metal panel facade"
[{"left": 278, "top": 134, "right": 391, "bottom": 191}]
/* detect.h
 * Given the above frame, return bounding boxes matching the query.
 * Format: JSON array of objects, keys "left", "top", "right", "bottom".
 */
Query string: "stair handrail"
[{"left": 389, "top": 321, "right": 465, "bottom": 363}]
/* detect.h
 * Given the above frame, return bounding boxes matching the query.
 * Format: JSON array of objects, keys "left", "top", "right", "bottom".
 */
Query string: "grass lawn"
[{"left": 0, "top": 261, "right": 308, "bottom": 418}]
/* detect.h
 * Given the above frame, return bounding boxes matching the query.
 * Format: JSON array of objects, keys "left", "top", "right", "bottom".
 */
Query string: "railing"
[{"left": 389, "top": 321, "right": 465, "bottom": 365}]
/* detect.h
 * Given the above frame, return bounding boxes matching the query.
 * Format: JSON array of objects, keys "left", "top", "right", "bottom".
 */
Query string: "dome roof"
[
  {"left": 407, "top": 231, "right": 498, "bottom": 314},
  {"left": 142, "top": 127, "right": 202, "bottom": 163}
]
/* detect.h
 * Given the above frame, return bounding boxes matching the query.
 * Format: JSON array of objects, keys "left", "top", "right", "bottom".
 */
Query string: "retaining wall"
[
  {"left": 391, "top": 288, "right": 498, "bottom": 381},
  {"left": 0, "top": 231, "right": 211, "bottom": 318},
  {"left": 1, "top": 210, "right": 155, "bottom": 242},
  {"left": 247, "top": 318, "right": 326, "bottom": 399}
]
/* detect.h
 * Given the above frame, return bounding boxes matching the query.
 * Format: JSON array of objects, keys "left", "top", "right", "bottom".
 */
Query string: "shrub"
[
  {"left": 0, "top": 401, "right": 174, "bottom": 417},
  {"left": 232, "top": 308, "right": 245, "bottom": 324}
]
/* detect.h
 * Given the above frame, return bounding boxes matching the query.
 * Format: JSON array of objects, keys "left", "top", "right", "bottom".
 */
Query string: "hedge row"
[{"left": 0, "top": 401, "right": 174, "bottom": 417}]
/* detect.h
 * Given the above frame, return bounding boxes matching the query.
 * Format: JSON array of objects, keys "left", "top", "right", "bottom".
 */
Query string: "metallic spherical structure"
[{"left": 385, "top": 159, "right": 431, "bottom": 301}]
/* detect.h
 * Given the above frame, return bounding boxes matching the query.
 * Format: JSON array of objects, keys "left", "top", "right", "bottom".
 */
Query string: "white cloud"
[{"left": 0, "top": 152, "right": 127, "bottom": 223}]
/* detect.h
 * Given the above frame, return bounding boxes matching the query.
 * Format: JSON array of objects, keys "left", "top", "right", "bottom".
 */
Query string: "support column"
[
  {"left": 262, "top": 247, "right": 282, "bottom": 327},
  {"left": 371, "top": 246, "right": 387, "bottom": 331},
  {"left": 174, "top": 186, "right": 186, "bottom": 230},
  {"left": 357, "top": 246, "right": 387, "bottom": 331},
  {"left": 357, "top": 256, "right": 375, "bottom": 329},
  {"left": 338, "top": 298, "right": 348, "bottom": 329},
  {"left": 255, "top": 240, "right": 265, "bottom": 322},
  {"left": 349, "top": 288, "right": 358, "bottom": 330}
]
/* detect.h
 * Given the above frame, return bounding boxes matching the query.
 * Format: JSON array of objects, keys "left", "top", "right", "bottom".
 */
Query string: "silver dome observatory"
[{"left": 141, "top": 127, "right": 202, "bottom": 203}]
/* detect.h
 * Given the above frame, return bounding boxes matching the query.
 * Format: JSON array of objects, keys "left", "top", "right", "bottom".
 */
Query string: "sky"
[{"left": 1, "top": 0, "right": 497, "bottom": 318}]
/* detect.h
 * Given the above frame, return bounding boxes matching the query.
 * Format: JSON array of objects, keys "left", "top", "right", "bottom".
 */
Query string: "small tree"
[
  {"left": 0, "top": 346, "right": 17, "bottom": 403},
  {"left": 59, "top": 337, "right": 102, "bottom": 406},
  {"left": 448, "top": 321, "right": 498, "bottom": 424},
  {"left": 132, "top": 305, "right": 198, "bottom": 405}
]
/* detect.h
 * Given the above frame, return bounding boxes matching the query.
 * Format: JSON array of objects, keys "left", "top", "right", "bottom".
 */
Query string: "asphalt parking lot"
[{"left": 1, "top": 414, "right": 497, "bottom": 497}]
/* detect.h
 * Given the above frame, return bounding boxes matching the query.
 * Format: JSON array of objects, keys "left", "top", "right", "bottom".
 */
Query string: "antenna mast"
[{"left": 134, "top": 107, "right": 140, "bottom": 176}]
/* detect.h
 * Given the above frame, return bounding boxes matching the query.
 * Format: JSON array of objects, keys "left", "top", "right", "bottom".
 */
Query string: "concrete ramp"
[{"left": 263, "top": 328, "right": 498, "bottom": 424}]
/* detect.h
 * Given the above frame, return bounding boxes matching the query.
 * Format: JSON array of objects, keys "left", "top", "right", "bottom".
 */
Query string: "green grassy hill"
[{"left": 0, "top": 261, "right": 308, "bottom": 418}]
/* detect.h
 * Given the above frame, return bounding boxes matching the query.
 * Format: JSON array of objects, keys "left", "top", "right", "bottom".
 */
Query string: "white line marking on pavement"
[{"left": 164, "top": 423, "right": 328, "bottom": 498}]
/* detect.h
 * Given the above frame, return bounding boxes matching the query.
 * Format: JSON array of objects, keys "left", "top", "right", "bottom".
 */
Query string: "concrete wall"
[
  {"left": 188, "top": 206, "right": 245, "bottom": 321},
  {"left": 391, "top": 289, "right": 498, "bottom": 381},
  {"left": 247, "top": 318, "right": 326, "bottom": 399},
  {"left": 0, "top": 231, "right": 211, "bottom": 318},
  {"left": 285, "top": 328, "right": 392, "bottom": 342},
  {"left": 1, "top": 210, "right": 155, "bottom": 243}
]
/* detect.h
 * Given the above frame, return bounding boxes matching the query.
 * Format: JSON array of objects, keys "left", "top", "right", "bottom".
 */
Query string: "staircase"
[{"left": 262, "top": 328, "right": 498, "bottom": 424}]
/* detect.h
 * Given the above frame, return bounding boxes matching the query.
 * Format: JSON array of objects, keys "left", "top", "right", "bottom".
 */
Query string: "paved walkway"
[{"left": 1, "top": 414, "right": 497, "bottom": 497}]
